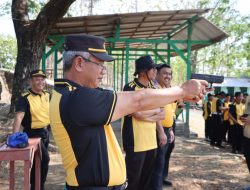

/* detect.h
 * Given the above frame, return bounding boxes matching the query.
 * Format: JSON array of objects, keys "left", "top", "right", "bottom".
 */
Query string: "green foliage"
[
  {"left": 0, "top": 35, "right": 17, "bottom": 70},
  {"left": 171, "top": 57, "right": 187, "bottom": 85},
  {"left": 0, "top": 1, "right": 11, "bottom": 17},
  {"left": 195, "top": 0, "right": 250, "bottom": 77},
  {"left": 27, "top": 0, "right": 46, "bottom": 19}
]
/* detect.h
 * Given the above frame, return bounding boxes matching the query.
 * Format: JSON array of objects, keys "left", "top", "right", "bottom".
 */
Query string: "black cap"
[
  {"left": 64, "top": 34, "right": 114, "bottom": 62},
  {"left": 134, "top": 55, "right": 157, "bottom": 76},
  {"left": 30, "top": 70, "right": 46, "bottom": 78}
]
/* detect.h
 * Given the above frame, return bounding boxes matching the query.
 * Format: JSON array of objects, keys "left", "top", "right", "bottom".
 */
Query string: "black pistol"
[{"left": 191, "top": 73, "right": 224, "bottom": 87}]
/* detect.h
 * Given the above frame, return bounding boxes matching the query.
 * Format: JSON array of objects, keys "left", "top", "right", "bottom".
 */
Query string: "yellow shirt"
[
  {"left": 161, "top": 103, "right": 177, "bottom": 128},
  {"left": 211, "top": 97, "right": 218, "bottom": 113},
  {"left": 223, "top": 102, "right": 231, "bottom": 121},
  {"left": 122, "top": 79, "right": 157, "bottom": 152},
  {"left": 236, "top": 103, "right": 245, "bottom": 125},
  {"left": 203, "top": 101, "right": 212, "bottom": 120}
]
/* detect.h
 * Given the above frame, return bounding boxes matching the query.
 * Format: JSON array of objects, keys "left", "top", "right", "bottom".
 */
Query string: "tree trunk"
[
  {"left": 10, "top": 0, "right": 76, "bottom": 113},
  {"left": 191, "top": 50, "right": 198, "bottom": 73}
]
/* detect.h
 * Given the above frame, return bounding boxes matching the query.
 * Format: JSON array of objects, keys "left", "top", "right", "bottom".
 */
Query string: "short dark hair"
[
  {"left": 156, "top": 63, "right": 171, "bottom": 71},
  {"left": 207, "top": 93, "right": 213, "bottom": 98},
  {"left": 235, "top": 91, "right": 242, "bottom": 97},
  {"left": 243, "top": 92, "right": 249, "bottom": 96},
  {"left": 219, "top": 91, "right": 225, "bottom": 96},
  {"left": 225, "top": 93, "right": 230, "bottom": 97}
]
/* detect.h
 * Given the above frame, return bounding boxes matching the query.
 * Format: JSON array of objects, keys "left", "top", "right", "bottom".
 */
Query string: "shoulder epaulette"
[
  {"left": 21, "top": 92, "right": 30, "bottom": 97},
  {"left": 128, "top": 81, "right": 136, "bottom": 89},
  {"left": 43, "top": 90, "right": 50, "bottom": 95}
]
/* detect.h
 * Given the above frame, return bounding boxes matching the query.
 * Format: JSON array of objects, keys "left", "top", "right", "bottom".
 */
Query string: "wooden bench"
[{"left": 0, "top": 138, "right": 42, "bottom": 190}]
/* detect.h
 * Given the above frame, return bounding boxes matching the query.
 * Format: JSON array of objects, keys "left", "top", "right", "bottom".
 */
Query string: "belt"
[
  {"left": 212, "top": 112, "right": 222, "bottom": 115},
  {"left": 66, "top": 182, "right": 127, "bottom": 190}
]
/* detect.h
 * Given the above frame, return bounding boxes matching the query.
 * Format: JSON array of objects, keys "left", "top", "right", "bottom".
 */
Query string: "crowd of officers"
[
  {"left": 203, "top": 91, "right": 249, "bottom": 153},
  {"left": 12, "top": 34, "right": 209, "bottom": 190}
]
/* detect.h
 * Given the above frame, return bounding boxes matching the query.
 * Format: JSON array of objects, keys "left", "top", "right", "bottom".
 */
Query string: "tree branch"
[
  {"left": 11, "top": 0, "right": 30, "bottom": 35},
  {"left": 32, "top": 0, "right": 76, "bottom": 38}
]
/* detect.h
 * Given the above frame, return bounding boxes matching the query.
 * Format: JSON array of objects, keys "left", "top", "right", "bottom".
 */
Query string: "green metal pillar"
[
  {"left": 155, "top": 44, "right": 158, "bottom": 63},
  {"left": 42, "top": 46, "right": 46, "bottom": 72},
  {"left": 54, "top": 50, "right": 58, "bottom": 79},
  {"left": 185, "top": 21, "right": 193, "bottom": 129},
  {"left": 117, "top": 57, "right": 119, "bottom": 91},
  {"left": 113, "top": 59, "right": 116, "bottom": 90},
  {"left": 125, "top": 41, "right": 129, "bottom": 84},
  {"left": 167, "top": 34, "right": 171, "bottom": 65}
]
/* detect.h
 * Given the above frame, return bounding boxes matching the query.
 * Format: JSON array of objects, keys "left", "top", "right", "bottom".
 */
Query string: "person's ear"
[{"left": 74, "top": 57, "right": 84, "bottom": 72}]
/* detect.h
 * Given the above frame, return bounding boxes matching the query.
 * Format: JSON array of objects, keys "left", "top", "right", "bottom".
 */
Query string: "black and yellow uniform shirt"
[
  {"left": 15, "top": 89, "right": 50, "bottom": 129},
  {"left": 223, "top": 102, "right": 231, "bottom": 121},
  {"left": 155, "top": 84, "right": 176, "bottom": 128},
  {"left": 211, "top": 97, "right": 222, "bottom": 114},
  {"left": 122, "top": 78, "right": 157, "bottom": 152},
  {"left": 229, "top": 103, "right": 245, "bottom": 126},
  {"left": 49, "top": 79, "right": 126, "bottom": 188},
  {"left": 161, "top": 103, "right": 176, "bottom": 128},
  {"left": 203, "top": 101, "right": 212, "bottom": 120}
]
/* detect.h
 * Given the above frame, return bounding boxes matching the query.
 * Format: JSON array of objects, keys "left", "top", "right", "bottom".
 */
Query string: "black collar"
[
  {"left": 134, "top": 78, "right": 148, "bottom": 88},
  {"left": 54, "top": 79, "right": 82, "bottom": 88},
  {"left": 29, "top": 89, "right": 45, "bottom": 96}
]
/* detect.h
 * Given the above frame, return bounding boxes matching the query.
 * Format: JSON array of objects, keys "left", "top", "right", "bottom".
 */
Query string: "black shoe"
[
  {"left": 216, "top": 145, "right": 225, "bottom": 148},
  {"left": 210, "top": 142, "right": 215, "bottom": 146},
  {"left": 163, "top": 180, "right": 172, "bottom": 186}
]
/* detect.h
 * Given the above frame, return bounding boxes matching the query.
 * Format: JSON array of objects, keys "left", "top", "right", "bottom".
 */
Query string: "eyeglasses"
[{"left": 76, "top": 55, "right": 106, "bottom": 70}]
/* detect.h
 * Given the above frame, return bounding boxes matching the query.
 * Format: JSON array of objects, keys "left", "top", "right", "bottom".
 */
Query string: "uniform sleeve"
[
  {"left": 123, "top": 83, "right": 134, "bottom": 91},
  {"left": 15, "top": 96, "right": 29, "bottom": 113},
  {"left": 69, "top": 88, "right": 117, "bottom": 126},
  {"left": 216, "top": 99, "right": 222, "bottom": 111},
  {"left": 207, "top": 102, "right": 211, "bottom": 115},
  {"left": 229, "top": 104, "right": 236, "bottom": 119}
]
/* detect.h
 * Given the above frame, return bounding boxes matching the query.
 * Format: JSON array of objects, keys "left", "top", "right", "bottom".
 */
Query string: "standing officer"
[
  {"left": 222, "top": 94, "right": 231, "bottom": 142},
  {"left": 240, "top": 96, "right": 250, "bottom": 181},
  {"left": 203, "top": 93, "right": 213, "bottom": 141},
  {"left": 229, "top": 92, "right": 245, "bottom": 153},
  {"left": 150, "top": 63, "right": 176, "bottom": 189},
  {"left": 122, "top": 56, "right": 166, "bottom": 190},
  {"left": 210, "top": 91, "right": 225, "bottom": 147},
  {"left": 49, "top": 34, "right": 208, "bottom": 190},
  {"left": 12, "top": 70, "right": 50, "bottom": 190}
]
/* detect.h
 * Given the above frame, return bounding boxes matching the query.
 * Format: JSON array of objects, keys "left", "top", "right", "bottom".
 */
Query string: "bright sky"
[{"left": 0, "top": 0, "right": 249, "bottom": 37}]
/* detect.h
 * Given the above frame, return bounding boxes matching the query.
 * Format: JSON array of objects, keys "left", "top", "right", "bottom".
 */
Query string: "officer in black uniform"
[
  {"left": 12, "top": 70, "right": 50, "bottom": 190},
  {"left": 49, "top": 34, "right": 209, "bottom": 190}
]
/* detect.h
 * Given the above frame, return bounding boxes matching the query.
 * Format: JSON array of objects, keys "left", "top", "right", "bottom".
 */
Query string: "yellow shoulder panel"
[{"left": 21, "top": 92, "right": 30, "bottom": 97}]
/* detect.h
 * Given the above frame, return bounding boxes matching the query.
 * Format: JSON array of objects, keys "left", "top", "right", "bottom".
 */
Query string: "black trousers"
[
  {"left": 205, "top": 117, "right": 212, "bottom": 139},
  {"left": 231, "top": 124, "right": 243, "bottom": 152},
  {"left": 150, "top": 127, "right": 170, "bottom": 190},
  {"left": 163, "top": 122, "right": 176, "bottom": 179},
  {"left": 24, "top": 128, "right": 50, "bottom": 189},
  {"left": 222, "top": 120, "right": 230, "bottom": 142},
  {"left": 125, "top": 148, "right": 157, "bottom": 190},
  {"left": 243, "top": 136, "right": 250, "bottom": 172},
  {"left": 210, "top": 114, "right": 223, "bottom": 145}
]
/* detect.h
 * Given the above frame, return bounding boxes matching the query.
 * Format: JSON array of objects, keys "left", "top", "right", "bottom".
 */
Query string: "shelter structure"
[
  {"left": 42, "top": 9, "right": 228, "bottom": 128},
  {"left": 213, "top": 77, "right": 250, "bottom": 95}
]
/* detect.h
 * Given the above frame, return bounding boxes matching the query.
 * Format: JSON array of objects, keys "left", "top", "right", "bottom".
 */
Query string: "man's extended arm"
[
  {"left": 132, "top": 108, "right": 165, "bottom": 122},
  {"left": 12, "top": 112, "right": 25, "bottom": 133},
  {"left": 112, "top": 79, "right": 208, "bottom": 122}
]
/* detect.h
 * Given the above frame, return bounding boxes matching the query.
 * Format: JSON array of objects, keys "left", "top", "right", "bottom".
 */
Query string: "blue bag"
[{"left": 7, "top": 132, "right": 29, "bottom": 148}]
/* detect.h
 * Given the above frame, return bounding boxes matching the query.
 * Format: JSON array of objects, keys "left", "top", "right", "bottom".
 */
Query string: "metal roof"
[
  {"left": 48, "top": 9, "right": 228, "bottom": 52},
  {"left": 213, "top": 77, "right": 250, "bottom": 87}
]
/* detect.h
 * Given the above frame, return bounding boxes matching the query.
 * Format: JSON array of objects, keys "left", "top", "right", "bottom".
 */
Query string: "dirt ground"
[{"left": 0, "top": 106, "right": 250, "bottom": 190}]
